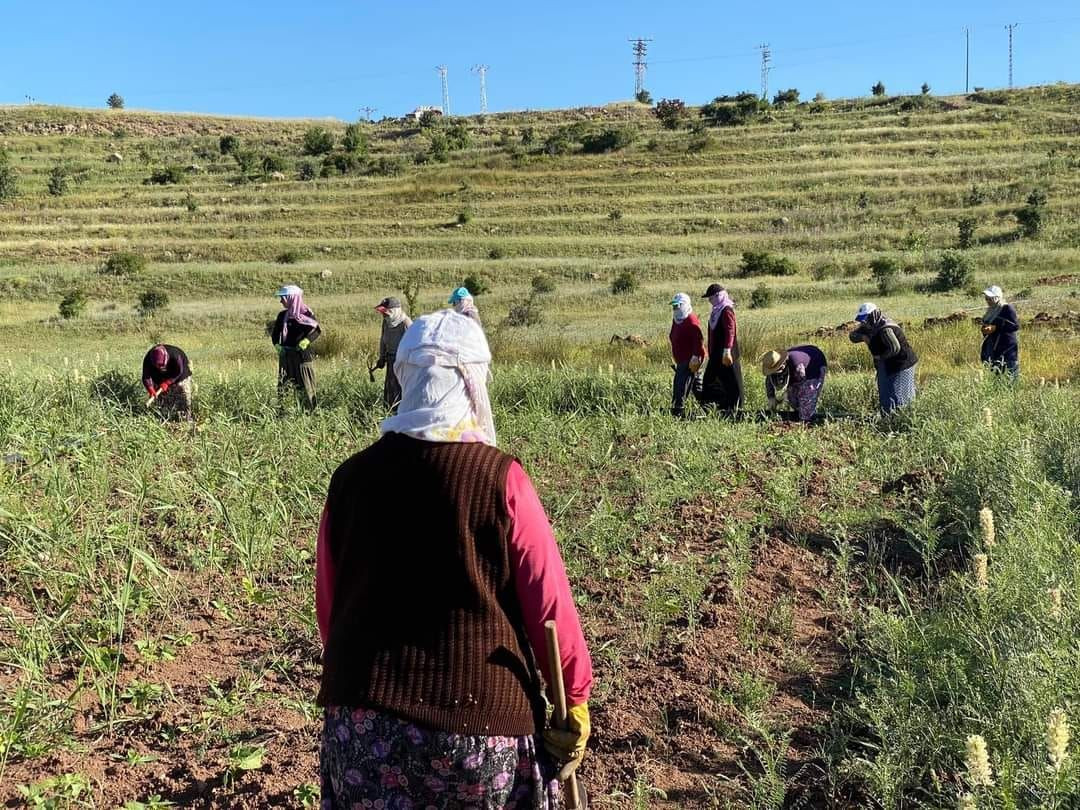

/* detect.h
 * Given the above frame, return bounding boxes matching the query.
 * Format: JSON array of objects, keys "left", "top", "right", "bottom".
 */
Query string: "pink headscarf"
[
  {"left": 708, "top": 289, "right": 735, "bottom": 330},
  {"left": 149, "top": 344, "right": 168, "bottom": 367},
  {"left": 277, "top": 284, "right": 319, "bottom": 340}
]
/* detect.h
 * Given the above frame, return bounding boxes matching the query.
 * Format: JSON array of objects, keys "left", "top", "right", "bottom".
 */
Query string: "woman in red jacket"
[{"left": 668, "top": 293, "right": 706, "bottom": 418}]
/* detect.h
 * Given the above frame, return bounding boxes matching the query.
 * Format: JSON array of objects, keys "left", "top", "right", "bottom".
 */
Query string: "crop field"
[{"left": 1, "top": 85, "right": 1079, "bottom": 808}]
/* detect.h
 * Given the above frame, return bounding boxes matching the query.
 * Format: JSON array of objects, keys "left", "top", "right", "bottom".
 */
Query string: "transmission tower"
[
  {"left": 472, "top": 64, "right": 489, "bottom": 114},
  {"left": 1005, "top": 23, "right": 1019, "bottom": 89},
  {"left": 436, "top": 65, "right": 450, "bottom": 115},
  {"left": 359, "top": 106, "right": 377, "bottom": 121},
  {"left": 628, "top": 37, "right": 653, "bottom": 97},
  {"left": 758, "top": 43, "right": 772, "bottom": 100}
]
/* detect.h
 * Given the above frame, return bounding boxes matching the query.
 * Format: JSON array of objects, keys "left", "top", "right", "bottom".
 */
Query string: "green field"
[{"left": 1, "top": 86, "right": 1079, "bottom": 808}]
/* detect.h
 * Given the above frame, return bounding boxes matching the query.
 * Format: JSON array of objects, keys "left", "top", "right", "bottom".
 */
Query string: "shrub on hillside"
[
  {"left": 342, "top": 123, "right": 369, "bottom": 155},
  {"left": 505, "top": 294, "right": 544, "bottom": 327},
  {"left": 544, "top": 131, "right": 573, "bottom": 156},
  {"left": 520, "top": 127, "right": 535, "bottom": 146},
  {"left": 219, "top": 135, "right": 240, "bottom": 155},
  {"left": 184, "top": 192, "right": 198, "bottom": 212},
  {"left": 487, "top": 246, "right": 505, "bottom": 260},
  {"left": 298, "top": 161, "right": 317, "bottom": 181},
  {"left": 957, "top": 217, "right": 977, "bottom": 249},
  {"left": 445, "top": 123, "right": 471, "bottom": 151},
  {"left": 772, "top": 88, "right": 799, "bottom": 106},
  {"left": 1016, "top": 189, "right": 1047, "bottom": 238},
  {"left": 417, "top": 110, "right": 441, "bottom": 129},
  {"left": 47, "top": 164, "right": 72, "bottom": 196},
  {"left": 611, "top": 271, "right": 638, "bottom": 295},
  {"left": 277, "top": 250, "right": 305, "bottom": 265},
  {"left": 870, "top": 257, "right": 901, "bottom": 295},
  {"left": 427, "top": 131, "right": 451, "bottom": 163},
  {"left": 531, "top": 274, "right": 556, "bottom": 294},
  {"left": 871, "top": 81, "right": 886, "bottom": 97},
  {"left": 934, "top": 251, "right": 973, "bottom": 292},
  {"left": 749, "top": 284, "right": 774, "bottom": 309},
  {"left": 740, "top": 250, "right": 797, "bottom": 277},
  {"left": 635, "top": 89, "right": 652, "bottom": 105},
  {"left": 654, "top": 98, "right": 687, "bottom": 130},
  {"left": 59, "top": 290, "right": 87, "bottom": 320},
  {"left": 456, "top": 209, "right": 473, "bottom": 226},
  {"left": 261, "top": 155, "right": 287, "bottom": 175},
  {"left": 460, "top": 274, "right": 488, "bottom": 297},
  {"left": 136, "top": 290, "right": 169, "bottom": 317},
  {"left": 106, "top": 93, "right": 124, "bottom": 110},
  {"left": 302, "top": 127, "right": 335, "bottom": 156},
  {"left": 921, "top": 82, "right": 931, "bottom": 95},
  {"left": 100, "top": 252, "right": 147, "bottom": 277},
  {"left": 144, "top": 166, "right": 186, "bottom": 185},
  {"left": 232, "top": 150, "right": 260, "bottom": 179},
  {"left": 581, "top": 127, "right": 635, "bottom": 154},
  {"left": 0, "top": 153, "right": 16, "bottom": 202},
  {"left": 321, "top": 153, "right": 361, "bottom": 176},
  {"left": 365, "top": 156, "right": 407, "bottom": 176},
  {"left": 701, "top": 93, "right": 766, "bottom": 127}
]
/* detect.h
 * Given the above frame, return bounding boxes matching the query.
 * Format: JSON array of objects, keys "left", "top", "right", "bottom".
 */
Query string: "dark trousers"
[
  {"left": 696, "top": 360, "right": 743, "bottom": 414},
  {"left": 672, "top": 362, "right": 696, "bottom": 416},
  {"left": 383, "top": 368, "right": 403, "bottom": 411},
  {"left": 985, "top": 349, "right": 1020, "bottom": 379},
  {"left": 278, "top": 352, "right": 317, "bottom": 409}
]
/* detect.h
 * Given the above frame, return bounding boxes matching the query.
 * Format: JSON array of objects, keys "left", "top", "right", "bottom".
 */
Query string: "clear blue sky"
[{"left": 2, "top": 1, "right": 1078, "bottom": 119}]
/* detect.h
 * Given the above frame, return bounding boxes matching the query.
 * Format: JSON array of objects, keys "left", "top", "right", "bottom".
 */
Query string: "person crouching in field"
[
  {"left": 669, "top": 293, "right": 706, "bottom": 418},
  {"left": 374, "top": 295, "right": 412, "bottom": 410},
  {"left": 980, "top": 284, "right": 1020, "bottom": 378},
  {"left": 142, "top": 343, "right": 192, "bottom": 420},
  {"left": 849, "top": 303, "right": 918, "bottom": 414},
  {"left": 697, "top": 283, "right": 743, "bottom": 415},
  {"left": 761, "top": 345, "right": 828, "bottom": 422},
  {"left": 272, "top": 284, "right": 321, "bottom": 410},
  {"left": 316, "top": 309, "right": 593, "bottom": 809},
  {"left": 449, "top": 286, "right": 482, "bottom": 324}
]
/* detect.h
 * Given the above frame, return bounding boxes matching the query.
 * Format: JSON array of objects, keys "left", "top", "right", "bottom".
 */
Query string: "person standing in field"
[
  {"left": 979, "top": 284, "right": 1020, "bottom": 378},
  {"left": 449, "top": 286, "right": 482, "bottom": 325},
  {"left": 316, "top": 309, "right": 593, "bottom": 809},
  {"left": 374, "top": 295, "right": 412, "bottom": 410},
  {"left": 696, "top": 283, "right": 743, "bottom": 415},
  {"left": 272, "top": 284, "right": 321, "bottom": 410},
  {"left": 142, "top": 343, "right": 193, "bottom": 420},
  {"left": 760, "top": 345, "right": 828, "bottom": 422},
  {"left": 849, "top": 302, "right": 918, "bottom": 414},
  {"left": 668, "top": 293, "right": 706, "bottom": 418}
]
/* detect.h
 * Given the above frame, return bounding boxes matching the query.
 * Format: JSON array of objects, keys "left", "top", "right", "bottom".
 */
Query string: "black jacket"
[
  {"left": 271, "top": 311, "right": 322, "bottom": 363},
  {"left": 980, "top": 304, "right": 1019, "bottom": 362}
]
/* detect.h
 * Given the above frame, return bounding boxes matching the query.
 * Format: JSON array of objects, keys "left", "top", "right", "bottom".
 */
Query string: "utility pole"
[
  {"left": 359, "top": 106, "right": 377, "bottom": 121},
  {"left": 758, "top": 43, "right": 772, "bottom": 101},
  {"left": 472, "top": 64, "right": 489, "bottom": 114},
  {"left": 436, "top": 65, "right": 450, "bottom": 115},
  {"left": 628, "top": 37, "right": 653, "bottom": 97},
  {"left": 964, "top": 27, "right": 971, "bottom": 93},
  {"left": 1005, "top": 23, "right": 1019, "bottom": 89}
]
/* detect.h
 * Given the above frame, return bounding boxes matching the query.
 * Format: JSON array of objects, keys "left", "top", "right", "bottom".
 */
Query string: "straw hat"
[{"left": 760, "top": 349, "right": 788, "bottom": 375}]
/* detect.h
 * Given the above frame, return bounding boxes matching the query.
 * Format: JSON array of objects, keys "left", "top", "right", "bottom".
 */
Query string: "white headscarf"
[
  {"left": 379, "top": 310, "right": 496, "bottom": 445},
  {"left": 671, "top": 293, "right": 692, "bottom": 324}
]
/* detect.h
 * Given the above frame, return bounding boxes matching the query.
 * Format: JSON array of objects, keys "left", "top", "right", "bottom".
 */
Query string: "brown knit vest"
[{"left": 317, "top": 433, "right": 543, "bottom": 736}]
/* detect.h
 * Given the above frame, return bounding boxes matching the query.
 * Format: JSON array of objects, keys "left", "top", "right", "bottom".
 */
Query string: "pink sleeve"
[
  {"left": 505, "top": 462, "right": 593, "bottom": 706},
  {"left": 315, "top": 504, "right": 335, "bottom": 646}
]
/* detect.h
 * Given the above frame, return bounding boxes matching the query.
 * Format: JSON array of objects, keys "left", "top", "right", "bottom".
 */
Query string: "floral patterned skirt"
[{"left": 320, "top": 706, "right": 560, "bottom": 810}]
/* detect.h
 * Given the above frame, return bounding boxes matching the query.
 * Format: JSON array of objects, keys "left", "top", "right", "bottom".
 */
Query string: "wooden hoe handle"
[{"left": 544, "top": 620, "right": 584, "bottom": 809}]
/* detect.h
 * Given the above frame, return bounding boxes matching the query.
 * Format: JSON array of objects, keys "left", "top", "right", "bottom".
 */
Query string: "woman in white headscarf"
[
  {"left": 668, "top": 293, "right": 706, "bottom": 418},
  {"left": 315, "top": 309, "right": 594, "bottom": 809},
  {"left": 978, "top": 285, "right": 1020, "bottom": 378}
]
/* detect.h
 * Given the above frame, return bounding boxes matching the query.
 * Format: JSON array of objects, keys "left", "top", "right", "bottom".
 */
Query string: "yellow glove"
[
  {"left": 688, "top": 356, "right": 702, "bottom": 374},
  {"left": 544, "top": 702, "right": 590, "bottom": 780},
  {"left": 298, "top": 338, "right": 311, "bottom": 350}
]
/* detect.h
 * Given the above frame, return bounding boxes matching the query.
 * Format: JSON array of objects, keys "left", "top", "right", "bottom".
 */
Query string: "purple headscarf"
[
  {"left": 276, "top": 284, "right": 319, "bottom": 340},
  {"left": 708, "top": 289, "right": 735, "bottom": 330},
  {"left": 150, "top": 344, "right": 168, "bottom": 368}
]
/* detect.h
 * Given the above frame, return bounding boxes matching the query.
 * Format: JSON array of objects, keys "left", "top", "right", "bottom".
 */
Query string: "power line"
[
  {"left": 758, "top": 43, "right": 772, "bottom": 100},
  {"left": 1006, "top": 23, "right": 1019, "bottom": 88},
  {"left": 359, "top": 106, "right": 377, "bottom": 121},
  {"left": 628, "top": 37, "right": 653, "bottom": 97},
  {"left": 436, "top": 65, "right": 450, "bottom": 115},
  {"left": 472, "top": 64, "right": 489, "bottom": 114}
]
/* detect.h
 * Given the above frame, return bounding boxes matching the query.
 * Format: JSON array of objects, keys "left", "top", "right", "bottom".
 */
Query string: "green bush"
[
  {"left": 184, "top": 192, "right": 198, "bottom": 212},
  {"left": 427, "top": 131, "right": 451, "bottom": 163},
  {"left": 136, "top": 290, "right": 169, "bottom": 317},
  {"left": 870, "top": 257, "right": 901, "bottom": 294},
  {"left": 456, "top": 209, "right": 473, "bottom": 226},
  {"left": 321, "top": 153, "right": 361, "bottom": 176},
  {"left": 520, "top": 127, "right": 535, "bottom": 146},
  {"left": 219, "top": 135, "right": 239, "bottom": 155},
  {"left": 0, "top": 153, "right": 16, "bottom": 202},
  {"left": 772, "top": 88, "right": 799, "bottom": 106},
  {"left": 302, "top": 127, "right": 334, "bottom": 156},
  {"left": 635, "top": 89, "right": 652, "bottom": 104},
  {"left": 298, "top": 161, "right": 316, "bottom": 181},
  {"left": 543, "top": 131, "right": 573, "bottom": 156},
  {"left": 144, "top": 166, "right": 186, "bottom": 185},
  {"left": 531, "top": 274, "right": 556, "bottom": 294},
  {"left": 100, "top": 252, "right": 147, "bottom": 277},
  {"left": 58, "top": 290, "right": 87, "bottom": 320},
  {"left": 276, "top": 250, "right": 305, "bottom": 265},
  {"left": 106, "top": 93, "right": 124, "bottom": 110},
  {"left": 653, "top": 98, "right": 687, "bottom": 130},
  {"left": 608, "top": 209, "right": 623, "bottom": 221},
  {"left": 934, "top": 251, "right": 974, "bottom": 291},
  {"left": 261, "top": 155, "right": 287, "bottom": 174},
  {"left": 701, "top": 93, "right": 766, "bottom": 127},
  {"left": 1016, "top": 189, "right": 1046, "bottom": 238},
  {"left": 365, "top": 156, "right": 407, "bottom": 176},
  {"left": 611, "top": 271, "right": 638, "bottom": 295},
  {"left": 487, "top": 246, "right": 505, "bottom": 260},
  {"left": 232, "top": 150, "right": 260, "bottom": 179},
  {"left": 749, "top": 284, "right": 774, "bottom": 309},
  {"left": 460, "top": 274, "right": 488, "bottom": 297},
  {"left": 740, "top": 250, "right": 797, "bottom": 277},
  {"left": 47, "top": 164, "right": 72, "bottom": 196},
  {"left": 342, "top": 123, "right": 369, "bottom": 155},
  {"left": 505, "top": 294, "right": 544, "bottom": 327},
  {"left": 581, "top": 128, "right": 635, "bottom": 154},
  {"left": 957, "top": 217, "right": 977, "bottom": 249},
  {"left": 418, "top": 110, "right": 441, "bottom": 129},
  {"left": 445, "top": 124, "right": 471, "bottom": 150}
]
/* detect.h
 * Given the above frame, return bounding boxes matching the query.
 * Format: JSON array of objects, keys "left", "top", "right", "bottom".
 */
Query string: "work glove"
[
  {"left": 298, "top": 338, "right": 311, "bottom": 351},
  {"left": 688, "top": 356, "right": 702, "bottom": 374},
  {"left": 544, "top": 702, "right": 590, "bottom": 781},
  {"left": 981, "top": 324, "right": 996, "bottom": 336},
  {"left": 721, "top": 348, "right": 734, "bottom": 367},
  {"left": 158, "top": 380, "right": 171, "bottom": 394}
]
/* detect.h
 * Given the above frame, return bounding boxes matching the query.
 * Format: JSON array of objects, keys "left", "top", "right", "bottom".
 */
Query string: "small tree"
[
  {"left": 635, "top": 89, "right": 652, "bottom": 104},
  {"left": 144, "top": 166, "right": 186, "bottom": 185},
  {"left": 653, "top": 98, "right": 688, "bottom": 130},
  {"left": 520, "top": 127, "right": 535, "bottom": 146},
  {"left": 59, "top": 290, "right": 87, "bottom": 320},
  {"left": 531, "top": 274, "right": 556, "bottom": 294},
  {"left": 47, "top": 164, "right": 72, "bottom": 196},
  {"left": 870, "top": 257, "right": 901, "bottom": 295},
  {"left": 921, "top": 82, "right": 931, "bottom": 95},
  {"left": 957, "top": 217, "right": 977, "bottom": 249},
  {"left": 101, "top": 251, "right": 147, "bottom": 277},
  {"left": 427, "top": 131, "right": 451, "bottom": 163},
  {"left": 0, "top": 154, "right": 18, "bottom": 202},
  {"left": 456, "top": 208, "right": 473, "bottom": 226},
  {"left": 740, "top": 250, "right": 797, "bottom": 277},
  {"left": 302, "top": 127, "right": 334, "bottom": 156},
  {"left": 749, "top": 284, "right": 774, "bottom": 309},
  {"left": 580, "top": 127, "right": 635, "bottom": 154},
  {"left": 871, "top": 81, "right": 886, "bottom": 97},
  {"left": 461, "top": 274, "right": 488, "bottom": 296},
  {"left": 232, "top": 150, "right": 260, "bottom": 179},
  {"left": 298, "top": 161, "right": 316, "bottom": 181},
  {"left": 611, "top": 271, "right": 638, "bottom": 295},
  {"left": 136, "top": 290, "right": 169, "bottom": 317},
  {"left": 772, "top": 88, "right": 800, "bottom": 106},
  {"left": 934, "top": 251, "right": 973, "bottom": 291},
  {"left": 505, "top": 293, "right": 544, "bottom": 327},
  {"left": 342, "top": 123, "right": 369, "bottom": 155},
  {"left": 1016, "top": 189, "right": 1047, "bottom": 238},
  {"left": 403, "top": 277, "right": 421, "bottom": 316},
  {"left": 261, "top": 155, "right": 287, "bottom": 175},
  {"left": 219, "top": 135, "right": 239, "bottom": 155},
  {"left": 417, "top": 110, "right": 441, "bottom": 129},
  {"left": 106, "top": 93, "right": 124, "bottom": 110},
  {"left": 701, "top": 93, "right": 765, "bottom": 127}
]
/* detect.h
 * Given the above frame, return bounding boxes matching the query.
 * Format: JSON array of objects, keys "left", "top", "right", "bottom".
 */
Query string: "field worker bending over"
[
  {"left": 449, "top": 286, "right": 482, "bottom": 324},
  {"left": 697, "top": 283, "right": 743, "bottom": 415},
  {"left": 761, "top": 345, "right": 828, "bottom": 422},
  {"left": 668, "top": 293, "right": 706, "bottom": 418},
  {"left": 316, "top": 309, "right": 593, "bottom": 808},
  {"left": 849, "top": 302, "right": 918, "bottom": 414},
  {"left": 142, "top": 343, "right": 192, "bottom": 420},
  {"left": 374, "top": 295, "right": 412, "bottom": 410},
  {"left": 272, "top": 284, "right": 321, "bottom": 410},
  {"left": 979, "top": 284, "right": 1020, "bottom": 378}
]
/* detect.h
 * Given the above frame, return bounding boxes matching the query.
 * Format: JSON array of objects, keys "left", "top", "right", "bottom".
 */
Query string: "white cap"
[
  {"left": 983, "top": 285, "right": 1003, "bottom": 300},
  {"left": 275, "top": 284, "right": 302, "bottom": 298},
  {"left": 855, "top": 302, "right": 878, "bottom": 322}
]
